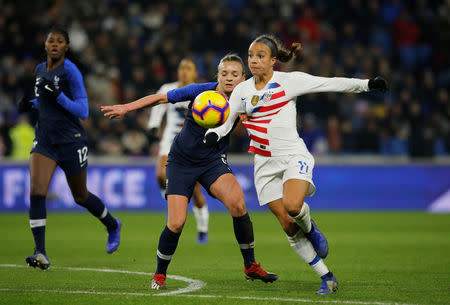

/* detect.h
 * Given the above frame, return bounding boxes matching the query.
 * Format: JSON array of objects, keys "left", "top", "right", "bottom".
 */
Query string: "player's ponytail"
[{"left": 253, "top": 34, "right": 301, "bottom": 63}]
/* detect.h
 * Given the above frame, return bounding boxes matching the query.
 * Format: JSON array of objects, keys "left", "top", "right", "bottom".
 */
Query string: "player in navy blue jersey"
[
  {"left": 102, "top": 54, "right": 278, "bottom": 290},
  {"left": 17, "top": 27, "right": 122, "bottom": 270}
]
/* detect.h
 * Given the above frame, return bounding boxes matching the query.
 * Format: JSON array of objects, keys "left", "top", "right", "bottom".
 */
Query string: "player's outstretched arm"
[
  {"left": 101, "top": 93, "right": 168, "bottom": 119},
  {"left": 289, "top": 72, "right": 388, "bottom": 96}
]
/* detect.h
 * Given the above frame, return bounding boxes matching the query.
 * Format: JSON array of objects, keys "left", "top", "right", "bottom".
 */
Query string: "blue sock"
[
  {"left": 29, "top": 195, "right": 47, "bottom": 254},
  {"left": 78, "top": 192, "right": 117, "bottom": 232},
  {"left": 232, "top": 213, "right": 255, "bottom": 269},
  {"left": 156, "top": 226, "right": 181, "bottom": 275}
]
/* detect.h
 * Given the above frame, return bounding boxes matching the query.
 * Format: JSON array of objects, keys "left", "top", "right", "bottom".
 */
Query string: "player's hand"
[
  {"left": 239, "top": 113, "right": 249, "bottom": 122},
  {"left": 368, "top": 76, "right": 388, "bottom": 92},
  {"left": 17, "top": 97, "right": 33, "bottom": 113},
  {"left": 37, "top": 77, "right": 61, "bottom": 98},
  {"left": 204, "top": 132, "right": 219, "bottom": 147},
  {"left": 101, "top": 104, "right": 128, "bottom": 119}
]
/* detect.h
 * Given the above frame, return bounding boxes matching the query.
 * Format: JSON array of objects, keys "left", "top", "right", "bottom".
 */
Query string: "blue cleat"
[
  {"left": 196, "top": 231, "right": 208, "bottom": 244},
  {"left": 317, "top": 272, "right": 338, "bottom": 294},
  {"left": 26, "top": 251, "right": 50, "bottom": 270},
  {"left": 106, "top": 218, "right": 122, "bottom": 254},
  {"left": 305, "top": 219, "right": 328, "bottom": 259}
]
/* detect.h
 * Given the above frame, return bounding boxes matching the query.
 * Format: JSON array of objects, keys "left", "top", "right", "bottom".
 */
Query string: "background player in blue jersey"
[
  {"left": 17, "top": 27, "right": 122, "bottom": 270},
  {"left": 101, "top": 54, "right": 278, "bottom": 290},
  {"left": 147, "top": 59, "right": 210, "bottom": 244}
]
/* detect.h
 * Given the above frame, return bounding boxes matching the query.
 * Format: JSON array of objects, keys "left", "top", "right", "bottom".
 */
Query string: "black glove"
[
  {"left": 37, "top": 77, "right": 61, "bottom": 98},
  {"left": 204, "top": 132, "right": 219, "bottom": 148},
  {"left": 368, "top": 76, "right": 388, "bottom": 92},
  {"left": 17, "top": 97, "right": 34, "bottom": 113}
]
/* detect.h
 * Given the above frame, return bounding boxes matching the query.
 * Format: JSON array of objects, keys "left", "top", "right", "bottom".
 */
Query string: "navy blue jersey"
[
  {"left": 33, "top": 59, "right": 88, "bottom": 144},
  {"left": 167, "top": 82, "right": 232, "bottom": 165}
]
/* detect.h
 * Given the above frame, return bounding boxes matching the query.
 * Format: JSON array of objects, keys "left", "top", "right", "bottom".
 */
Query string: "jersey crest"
[
  {"left": 53, "top": 75, "right": 61, "bottom": 90},
  {"left": 261, "top": 90, "right": 274, "bottom": 104},
  {"left": 251, "top": 95, "right": 259, "bottom": 106}
]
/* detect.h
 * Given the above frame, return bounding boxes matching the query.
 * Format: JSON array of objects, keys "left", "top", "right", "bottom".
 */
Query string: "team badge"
[
  {"left": 262, "top": 90, "right": 273, "bottom": 104},
  {"left": 54, "top": 76, "right": 60, "bottom": 90},
  {"left": 251, "top": 95, "right": 259, "bottom": 106}
]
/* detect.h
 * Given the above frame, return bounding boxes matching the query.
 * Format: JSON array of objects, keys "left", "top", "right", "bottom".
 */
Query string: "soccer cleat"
[
  {"left": 196, "top": 231, "right": 208, "bottom": 244},
  {"left": 244, "top": 262, "right": 278, "bottom": 283},
  {"left": 305, "top": 219, "right": 329, "bottom": 259},
  {"left": 317, "top": 272, "right": 338, "bottom": 294},
  {"left": 151, "top": 273, "right": 167, "bottom": 290},
  {"left": 106, "top": 218, "right": 122, "bottom": 254},
  {"left": 26, "top": 251, "right": 50, "bottom": 270}
]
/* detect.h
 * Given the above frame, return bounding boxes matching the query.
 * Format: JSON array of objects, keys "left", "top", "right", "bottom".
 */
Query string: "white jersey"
[
  {"left": 147, "top": 82, "right": 190, "bottom": 156},
  {"left": 209, "top": 71, "right": 369, "bottom": 157}
]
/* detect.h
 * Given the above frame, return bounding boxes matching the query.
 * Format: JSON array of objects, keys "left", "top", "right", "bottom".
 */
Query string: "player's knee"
[
  {"left": 193, "top": 192, "right": 205, "bottom": 208},
  {"left": 156, "top": 175, "right": 166, "bottom": 189},
  {"left": 167, "top": 221, "right": 185, "bottom": 234},
  {"left": 193, "top": 199, "right": 205, "bottom": 208},
  {"left": 73, "top": 192, "right": 89, "bottom": 205},
  {"left": 227, "top": 198, "right": 247, "bottom": 217},
  {"left": 284, "top": 198, "right": 302, "bottom": 217},
  {"left": 30, "top": 182, "right": 47, "bottom": 196}
]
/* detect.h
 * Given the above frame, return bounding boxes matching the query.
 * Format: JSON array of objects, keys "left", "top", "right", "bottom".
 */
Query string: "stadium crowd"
[{"left": 0, "top": 0, "right": 448, "bottom": 158}]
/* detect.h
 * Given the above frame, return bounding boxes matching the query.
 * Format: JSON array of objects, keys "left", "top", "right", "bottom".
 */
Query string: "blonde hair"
[{"left": 218, "top": 53, "right": 245, "bottom": 74}]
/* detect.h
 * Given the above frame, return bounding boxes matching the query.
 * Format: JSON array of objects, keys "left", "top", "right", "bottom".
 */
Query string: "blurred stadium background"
[{"left": 0, "top": 0, "right": 449, "bottom": 213}]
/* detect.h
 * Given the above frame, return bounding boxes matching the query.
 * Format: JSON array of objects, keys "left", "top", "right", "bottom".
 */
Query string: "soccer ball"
[{"left": 192, "top": 90, "right": 230, "bottom": 129}]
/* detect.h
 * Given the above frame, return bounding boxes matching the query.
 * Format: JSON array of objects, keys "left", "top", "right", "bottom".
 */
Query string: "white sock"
[
  {"left": 291, "top": 202, "right": 311, "bottom": 233},
  {"left": 287, "top": 230, "right": 329, "bottom": 277},
  {"left": 287, "top": 230, "right": 316, "bottom": 263},
  {"left": 309, "top": 257, "right": 329, "bottom": 277},
  {"left": 193, "top": 205, "right": 209, "bottom": 233}
]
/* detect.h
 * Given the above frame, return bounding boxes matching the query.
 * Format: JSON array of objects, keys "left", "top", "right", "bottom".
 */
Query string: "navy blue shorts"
[
  {"left": 31, "top": 137, "right": 88, "bottom": 176},
  {"left": 166, "top": 155, "right": 232, "bottom": 200}
]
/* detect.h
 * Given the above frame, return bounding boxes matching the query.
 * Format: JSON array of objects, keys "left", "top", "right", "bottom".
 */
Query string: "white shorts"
[{"left": 254, "top": 152, "right": 316, "bottom": 206}]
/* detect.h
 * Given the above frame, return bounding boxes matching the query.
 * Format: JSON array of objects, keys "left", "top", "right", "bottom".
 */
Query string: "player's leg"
[
  {"left": 192, "top": 182, "right": 209, "bottom": 243},
  {"left": 26, "top": 152, "right": 57, "bottom": 269},
  {"left": 267, "top": 199, "right": 337, "bottom": 294},
  {"left": 156, "top": 155, "right": 168, "bottom": 198},
  {"left": 283, "top": 179, "right": 328, "bottom": 259},
  {"left": 209, "top": 173, "right": 278, "bottom": 283},
  {"left": 152, "top": 159, "right": 196, "bottom": 290},
  {"left": 152, "top": 194, "right": 189, "bottom": 290},
  {"left": 65, "top": 169, "right": 121, "bottom": 253}
]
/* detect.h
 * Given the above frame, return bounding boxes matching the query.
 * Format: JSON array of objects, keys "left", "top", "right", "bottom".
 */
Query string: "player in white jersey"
[
  {"left": 148, "top": 59, "right": 209, "bottom": 244},
  {"left": 205, "top": 34, "right": 388, "bottom": 294}
]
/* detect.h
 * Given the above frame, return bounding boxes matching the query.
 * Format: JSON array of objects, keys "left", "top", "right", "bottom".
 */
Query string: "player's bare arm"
[{"left": 101, "top": 93, "right": 169, "bottom": 119}]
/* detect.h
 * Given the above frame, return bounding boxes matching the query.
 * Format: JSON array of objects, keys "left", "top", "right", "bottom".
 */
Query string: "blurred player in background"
[
  {"left": 147, "top": 59, "right": 209, "bottom": 244},
  {"left": 205, "top": 34, "right": 388, "bottom": 294},
  {"left": 102, "top": 54, "right": 278, "bottom": 290},
  {"left": 18, "top": 27, "right": 122, "bottom": 270}
]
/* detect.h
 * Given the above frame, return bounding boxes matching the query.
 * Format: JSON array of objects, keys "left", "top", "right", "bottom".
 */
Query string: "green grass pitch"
[{"left": 0, "top": 211, "right": 449, "bottom": 305}]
